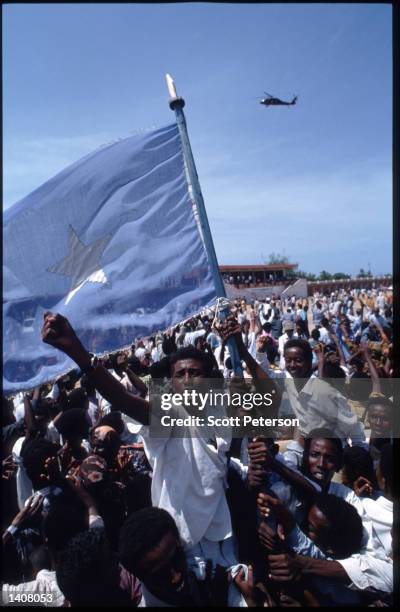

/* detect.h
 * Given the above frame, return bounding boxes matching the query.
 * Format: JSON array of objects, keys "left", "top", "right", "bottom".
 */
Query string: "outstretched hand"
[
  {"left": 11, "top": 494, "right": 44, "bottom": 529},
  {"left": 66, "top": 473, "right": 97, "bottom": 508},
  {"left": 359, "top": 341, "right": 370, "bottom": 356},
  {"left": 353, "top": 476, "right": 374, "bottom": 497},
  {"left": 233, "top": 565, "right": 259, "bottom": 607},
  {"left": 257, "top": 492, "right": 295, "bottom": 535},
  {"left": 39, "top": 455, "right": 62, "bottom": 485}
]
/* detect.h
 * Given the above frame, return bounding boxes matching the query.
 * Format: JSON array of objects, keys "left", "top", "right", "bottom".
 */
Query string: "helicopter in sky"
[{"left": 260, "top": 92, "right": 298, "bottom": 107}]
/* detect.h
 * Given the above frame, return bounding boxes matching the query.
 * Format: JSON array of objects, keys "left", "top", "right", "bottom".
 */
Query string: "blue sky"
[{"left": 3, "top": 3, "right": 392, "bottom": 275}]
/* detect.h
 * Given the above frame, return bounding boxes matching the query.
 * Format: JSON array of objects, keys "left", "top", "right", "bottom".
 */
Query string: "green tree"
[
  {"left": 319, "top": 270, "right": 333, "bottom": 281},
  {"left": 296, "top": 270, "right": 317, "bottom": 281},
  {"left": 267, "top": 252, "right": 290, "bottom": 265},
  {"left": 332, "top": 272, "right": 351, "bottom": 280}
]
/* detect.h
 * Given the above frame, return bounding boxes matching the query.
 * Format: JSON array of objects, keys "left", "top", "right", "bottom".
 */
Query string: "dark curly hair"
[
  {"left": 168, "top": 346, "right": 214, "bottom": 377},
  {"left": 56, "top": 528, "right": 118, "bottom": 606},
  {"left": 283, "top": 338, "right": 313, "bottom": 365},
  {"left": 119, "top": 507, "right": 180, "bottom": 576},
  {"left": 312, "top": 494, "right": 363, "bottom": 558}
]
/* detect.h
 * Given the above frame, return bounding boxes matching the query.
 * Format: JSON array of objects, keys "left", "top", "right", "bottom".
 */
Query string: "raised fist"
[{"left": 41, "top": 312, "right": 82, "bottom": 356}]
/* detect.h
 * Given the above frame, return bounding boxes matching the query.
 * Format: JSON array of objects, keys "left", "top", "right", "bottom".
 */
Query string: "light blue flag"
[{"left": 4, "top": 123, "right": 218, "bottom": 393}]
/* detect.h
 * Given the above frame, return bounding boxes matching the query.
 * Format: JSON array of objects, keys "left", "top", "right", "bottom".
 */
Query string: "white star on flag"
[{"left": 47, "top": 225, "right": 112, "bottom": 304}]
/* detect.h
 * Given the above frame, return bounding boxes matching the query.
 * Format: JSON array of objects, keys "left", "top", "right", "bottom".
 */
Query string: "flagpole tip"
[
  {"left": 166, "top": 73, "right": 177, "bottom": 98},
  {"left": 166, "top": 73, "right": 185, "bottom": 110}
]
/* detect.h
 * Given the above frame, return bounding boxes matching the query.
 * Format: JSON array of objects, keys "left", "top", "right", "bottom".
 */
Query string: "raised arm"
[
  {"left": 23, "top": 394, "right": 38, "bottom": 439},
  {"left": 248, "top": 439, "right": 319, "bottom": 501},
  {"left": 359, "top": 341, "right": 382, "bottom": 395},
  {"left": 41, "top": 312, "right": 149, "bottom": 425},
  {"left": 328, "top": 332, "right": 347, "bottom": 367},
  {"left": 217, "top": 317, "right": 282, "bottom": 406},
  {"left": 268, "top": 553, "right": 349, "bottom": 583}
]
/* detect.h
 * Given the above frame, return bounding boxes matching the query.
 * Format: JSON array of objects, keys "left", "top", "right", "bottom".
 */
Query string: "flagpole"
[{"left": 166, "top": 74, "right": 243, "bottom": 376}]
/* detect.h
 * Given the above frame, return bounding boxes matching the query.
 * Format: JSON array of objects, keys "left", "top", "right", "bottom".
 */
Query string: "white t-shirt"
[
  {"left": 140, "top": 405, "right": 232, "bottom": 551},
  {"left": 278, "top": 332, "right": 298, "bottom": 369},
  {"left": 183, "top": 329, "right": 206, "bottom": 347},
  {"left": 2, "top": 570, "right": 65, "bottom": 607},
  {"left": 151, "top": 346, "right": 161, "bottom": 363},
  {"left": 337, "top": 496, "right": 393, "bottom": 593},
  {"left": 318, "top": 327, "right": 331, "bottom": 344},
  {"left": 361, "top": 495, "right": 392, "bottom": 558},
  {"left": 238, "top": 311, "right": 247, "bottom": 325},
  {"left": 12, "top": 436, "right": 34, "bottom": 510},
  {"left": 282, "top": 374, "right": 366, "bottom": 443},
  {"left": 135, "top": 347, "right": 147, "bottom": 360}
]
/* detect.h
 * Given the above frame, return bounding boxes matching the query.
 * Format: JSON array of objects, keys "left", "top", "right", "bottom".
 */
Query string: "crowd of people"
[
  {"left": 2, "top": 287, "right": 394, "bottom": 606},
  {"left": 223, "top": 273, "right": 288, "bottom": 289}
]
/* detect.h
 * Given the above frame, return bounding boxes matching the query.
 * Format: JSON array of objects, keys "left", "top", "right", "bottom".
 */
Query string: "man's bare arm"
[
  {"left": 41, "top": 312, "right": 149, "bottom": 425},
  {"left": 268, "top": 553, "right": 349, "bottom": 582},
  {"left": 217, "top": 317, "right": 282, "bottom": 406}
]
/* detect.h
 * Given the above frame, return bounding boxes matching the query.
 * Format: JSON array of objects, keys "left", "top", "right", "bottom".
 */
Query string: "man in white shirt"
[
  {"left": 317, "top": 318, "right": 331, "bottom": 345},
  {"left": 41, "top": 314, "right": 235, "bottom": 567},
  {"left": 338, "top": 443, "right": 393, "bottom": 594},
  {"left": 330, "top": 299, "right": 342, "bottom": 318},
  {"left": 140, "top": 347, "right": 234, "bottom": 557},
  {"left": 281, "top": 338, "right": 365, "bottom": 444},
  {"left": 41, "top": 312, "right": 281, "bottom": 577},
  {"left": 249, "top": 431, "right": 364, "bottom": 521},
  {"left": 277, "top": 321, "right": 298, "bottom": 370},
  {"left": 255, "top": 439, "right": 392, "bottom": 599},
  {"left": 376, "top": 292, "right": 386, "bottom": 313},
  {"left": 183, "top": 327, "right": 206, "bottom": 347},
  {"left": 264, "top": 493, "right": 387, "bottom": 605}
]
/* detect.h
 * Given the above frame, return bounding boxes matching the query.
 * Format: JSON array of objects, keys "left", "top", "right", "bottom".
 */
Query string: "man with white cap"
[{"left": 278, "top": 321, "right": 298, "bottom": 370}]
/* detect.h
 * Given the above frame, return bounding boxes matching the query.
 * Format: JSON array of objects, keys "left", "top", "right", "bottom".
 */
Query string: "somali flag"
[{"left": 4, "top": 123, "right": 218, "bottom": 393}]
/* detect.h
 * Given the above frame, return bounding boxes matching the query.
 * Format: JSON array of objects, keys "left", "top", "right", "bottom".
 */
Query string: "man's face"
[
  {"left": 91, "top": 426, "right": 121, "bottom": 464},
  {"left": 171, "top": 358, "right": 206, "bottom": 394},
  {"left": 138, "top": 531, "right": 188, "bottom": 604},
  {"left": 307, "top": 505, "right": 332, "bottom": 552},
  {"left": 284, "top": 347, "right": 310, "bottom": 378},
  {"left": 306, "top": 438, "right": 339, "bottom": 488},
  {"left": 368, "top": 405, "right": 392, "bottom": 438},
  {"left": 325, "top": 350, "right": 340, "bottom": 366}
]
